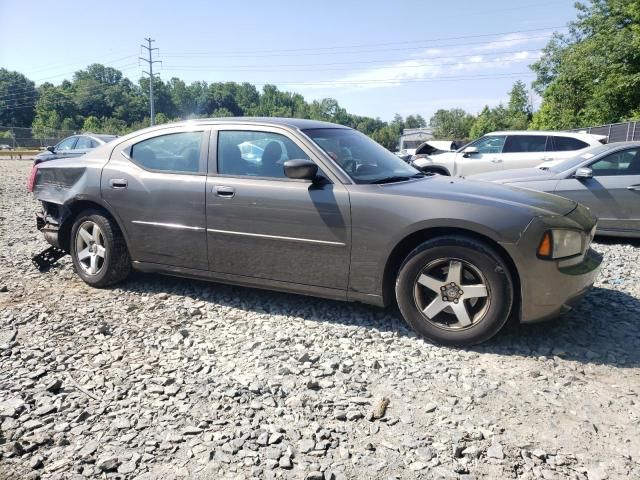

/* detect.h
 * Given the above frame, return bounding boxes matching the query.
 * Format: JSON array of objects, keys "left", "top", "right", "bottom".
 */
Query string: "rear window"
[
  {"left": 503, "top": 135, "right": 547, "bottom": 153},
  {"left": 550, "top": 136, "right": 589, "bottom": 151}
]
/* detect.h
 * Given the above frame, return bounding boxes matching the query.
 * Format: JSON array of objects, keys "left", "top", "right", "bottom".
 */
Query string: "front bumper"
[
  {"left": 503, "top": 205, "right": 602, "bottom": 324},
  {"left": 518, "top": 247, "right": 602, "bottom": 323}
]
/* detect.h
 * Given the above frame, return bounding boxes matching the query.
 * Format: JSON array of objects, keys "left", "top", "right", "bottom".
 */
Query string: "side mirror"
[
  {"left": 46, "top": 146, "right": 55, "bottom": 153},
  {"left": 574, "top": 167, "right": 593, "bottom": 179},
  {"left": 462, "top": 146, "right": 478, "bottom": 158},
  {"left": 284, "top": 159, "right": 318, "bottom": 181}
]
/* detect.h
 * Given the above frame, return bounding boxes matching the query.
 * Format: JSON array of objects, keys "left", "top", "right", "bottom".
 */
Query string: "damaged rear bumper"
[{"left": 36, "top": 211, "right": 63, "bottom": 250}]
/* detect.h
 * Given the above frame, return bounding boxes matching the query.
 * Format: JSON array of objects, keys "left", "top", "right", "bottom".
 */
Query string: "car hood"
[
  {"left": 466, "top": 167, "right": 557, "bottom": 184},
  {"left": 381, "top": 175, "right": 576, "bottom": 217}
]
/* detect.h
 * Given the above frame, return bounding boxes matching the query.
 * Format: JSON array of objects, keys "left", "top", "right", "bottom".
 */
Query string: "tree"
[
  {"left": 429, "top": 109, "right": 475, "bottom": 139},
  {"left": 0, "top": 69, "right": 37, "bottom": 127},
  {"left": 531, "top": 0, "right": 640, "bottom": 129},
  {"left": 506, "top": 81, "right": 531, "bottom": 130},
  {"left": 404, "top": 114, "right": 427, "bottom": 129}
]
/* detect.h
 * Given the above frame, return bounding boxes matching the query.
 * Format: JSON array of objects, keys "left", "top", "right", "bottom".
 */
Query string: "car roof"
[
  {"left": 81, "top": 133, "right": 119, "bottom": 143},
  {"left": 132, "top": 117, "right": 350, "bottom": 135},
  {"left": 485, "top": 130, "right": 601, "bottom": 139}
]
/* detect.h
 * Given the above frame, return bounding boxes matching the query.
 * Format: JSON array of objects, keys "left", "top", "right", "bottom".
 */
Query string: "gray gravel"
[{"left": 1, "top": 159, "right": 639, "bottom": 479}]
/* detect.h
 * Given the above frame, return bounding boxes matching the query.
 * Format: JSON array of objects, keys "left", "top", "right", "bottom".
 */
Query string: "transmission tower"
[{"left": 139, "top": 38, "right": 161, "bottom": 126}]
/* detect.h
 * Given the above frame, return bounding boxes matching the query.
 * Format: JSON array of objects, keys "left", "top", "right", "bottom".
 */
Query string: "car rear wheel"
[
  {"left": 395, "top": 236, "right": 513, "bottom": 346},
  {"left": 70, "top": 210, "right": 130, "bottom": 287}
]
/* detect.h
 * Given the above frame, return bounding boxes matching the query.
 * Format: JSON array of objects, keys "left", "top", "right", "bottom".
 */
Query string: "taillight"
[{"left": 27, "top": 164, "right": 39, "bottom": 192}]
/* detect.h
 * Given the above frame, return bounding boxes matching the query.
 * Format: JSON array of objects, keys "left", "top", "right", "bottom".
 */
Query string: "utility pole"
[{"left": 139, "top": 38, "right": 161, "bottom": 126}]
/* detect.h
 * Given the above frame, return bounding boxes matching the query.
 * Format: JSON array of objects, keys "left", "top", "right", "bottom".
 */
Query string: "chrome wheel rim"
[
  {"left": 75, "top": 221, "right": 106, "bottom": 276},
  {"left": 413, "top": 258, "right": 490, "bottom": 331}
]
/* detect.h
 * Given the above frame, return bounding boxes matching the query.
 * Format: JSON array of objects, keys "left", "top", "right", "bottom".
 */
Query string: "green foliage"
[
  {"left": 0, "top": 69, "right": 37, "bottom": 127},
  {"left": 13, "top": 63, "right": 452, "bottom": 149},
  {"left": 531, "top": 0, "right": 640, "bottom": 129},
  {"left": 429, "top": 109, "right": 475, "bottom": 140}
]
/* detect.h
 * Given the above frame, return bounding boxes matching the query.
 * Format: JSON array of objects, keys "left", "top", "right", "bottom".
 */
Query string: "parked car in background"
[
  {"left": 0, "top": 144, "right": 14, "bottom": 150},
  {"left": 411, "top": 131, "right": 606, "bottom": 176},
  {"left": 29, "top": 118, "right": 602, "bottom": 346},
  {"left": 470, "top": 142, "right": 640, "bottom": 238},
  {"left": 34, "top": 133, "right": 118, "bottom": 164}
]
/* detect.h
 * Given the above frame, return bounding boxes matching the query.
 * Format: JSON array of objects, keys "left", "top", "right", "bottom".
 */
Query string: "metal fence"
[
  {"left": 0, "top": 125, "right": 75, "bottom": 149},
  {"left": 568, "top": 121, "right": 640, "bottom": 143}
]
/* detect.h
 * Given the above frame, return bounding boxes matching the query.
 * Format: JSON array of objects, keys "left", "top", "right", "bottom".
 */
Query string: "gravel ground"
[{"left": 1, "top": 159, "right": 639, "bottom": 480}]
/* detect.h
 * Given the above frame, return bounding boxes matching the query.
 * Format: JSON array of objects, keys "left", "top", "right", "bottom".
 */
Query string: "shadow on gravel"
[
  {"left": 116, "top": 261, "right": 640, "bottom": 369},
  {"left": 479, "top": 287, "right": 640, "bottom": 368}
]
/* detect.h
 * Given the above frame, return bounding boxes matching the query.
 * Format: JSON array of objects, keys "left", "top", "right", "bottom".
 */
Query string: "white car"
[{"left": 411, "top": 131, "right": 606, "bottom": 177}]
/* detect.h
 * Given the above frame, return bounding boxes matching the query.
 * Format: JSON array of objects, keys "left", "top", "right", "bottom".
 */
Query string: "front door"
[
  {"left": 554, "top": 147, "right": 640, "bottom": 234},
  {"left": 206, "top": 127, "right": 351, "bottom": 290},
  {"left": 102, "top": 127, "right": 209, "bottom": 270},
  {"left": 455, "top": 135, "right": 506, "bottom": 176}
]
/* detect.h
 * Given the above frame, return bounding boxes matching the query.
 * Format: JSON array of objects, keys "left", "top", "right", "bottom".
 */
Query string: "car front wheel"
[
  {"left": 70, "top": 209, "right": 131, "bottom": 287},
  {"left": 395, "top": 236, "right": 514, "bottom": 346}
]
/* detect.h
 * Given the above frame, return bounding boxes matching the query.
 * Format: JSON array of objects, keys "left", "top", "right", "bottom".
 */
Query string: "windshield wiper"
[{"left": 370, "top": 173, "right": 425, "bottom": 184}]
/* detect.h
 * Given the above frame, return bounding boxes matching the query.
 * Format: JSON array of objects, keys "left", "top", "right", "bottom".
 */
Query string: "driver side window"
[
  {"left": 470, "top": 135, "right": 506, "bottom": 154},
  {"left": 130, "top": 131, "right": 203, "bottom": 173},
  {"left": 591, "top": 149, "right": 640, "bottom": 176}
]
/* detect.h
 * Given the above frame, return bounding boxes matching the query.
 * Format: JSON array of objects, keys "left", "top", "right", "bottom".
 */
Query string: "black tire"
[
  {"left": 70, "top": 209, "right": 131, "bottom": 287},
  {"left": 395, "top": 236, "right": 514, "bottom": 346}
]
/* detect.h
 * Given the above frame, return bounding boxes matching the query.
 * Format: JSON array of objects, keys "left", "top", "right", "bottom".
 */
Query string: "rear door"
[
  {"left": 554, "top": 147, "right": 640, "bottom": 233},
  {"left": 499, "top": 135, "right": 549, "bottom": 170},
  {"left": 205, "top": 126, "right": 351, "bottom": 290},
  {"left": 545, "top": 136, "right": 591, "bottom": 162},
  {"left": 454, "top": 135, "right": 506, "bottom": 176},
  {"left": 102, "top": 126, "right": 210, "bottom": 270}
]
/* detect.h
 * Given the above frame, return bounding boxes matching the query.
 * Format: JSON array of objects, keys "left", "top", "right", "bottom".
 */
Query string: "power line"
[
  {"left": 139, "top": 38, "right": 161, "bottom": 126},
  {"left": 161, "top": 27, "right": 563, "bottom": 58}
]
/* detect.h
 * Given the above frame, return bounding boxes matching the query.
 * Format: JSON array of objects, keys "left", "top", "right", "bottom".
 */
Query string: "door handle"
[
  {"left": 627, "top": 185, "right": 640, "bottom": 191},
  {"left": 491, "top": 158, "right": 503, "bottom": 163},
  {"left": 215, "top": 185, "right": 235, "bottom": 198},
  {"left": 110, "top": 178, "right": 128, "bottom": 189}
]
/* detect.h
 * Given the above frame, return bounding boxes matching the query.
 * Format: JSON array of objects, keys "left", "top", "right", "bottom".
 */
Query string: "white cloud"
[{"left": 303, "top": 31, "right": 547, "bottom": 90}]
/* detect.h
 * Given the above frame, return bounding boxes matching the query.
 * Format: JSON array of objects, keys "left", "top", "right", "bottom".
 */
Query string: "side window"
[
  {"left": 218, "top": 130, "right": 310, "bottom": 178},
  {"left": 469, "top": 135, "right": 506, "bottom": 154},
  {"left": 56, "top": 137, "right": 77, "bottom": 151},
  {"left": 552, "top": 136, "right": 589, "bottom": 152},
  {"left": 130, "top": 131, "right": 203, "bottom": 173},
  {"left": 503, "top": 135, "right": 547, "bottom": 153},
  {"left": 75, "top": 136, "right": 94, "bottom": 149},
  {"left": 591, "top": 149, "right": 640, "bottom": 176}
]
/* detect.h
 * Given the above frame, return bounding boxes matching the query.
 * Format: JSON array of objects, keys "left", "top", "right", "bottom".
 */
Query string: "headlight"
[{"left": 537, "top": 229, "right": 584, "bottom": 259}]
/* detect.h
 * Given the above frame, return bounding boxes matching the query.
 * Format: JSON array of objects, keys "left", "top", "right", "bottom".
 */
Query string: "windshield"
[
  {"left": 303, "top": 128, "right": 421, "bottom": 184},
  {"left": 548, "top": 144, "right": 613, "bottom": 173}
]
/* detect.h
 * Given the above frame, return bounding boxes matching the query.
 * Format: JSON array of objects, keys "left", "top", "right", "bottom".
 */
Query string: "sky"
[{"left": 0, "top": 0, "right": 579, "bottom": 122}]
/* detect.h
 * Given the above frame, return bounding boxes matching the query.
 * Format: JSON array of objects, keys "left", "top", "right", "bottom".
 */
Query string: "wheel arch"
[
  {"left": 58, "top": 198, "right": 130, "bottom": 253},
  {"left": 382, "top": 227, "right": 521, "bottom": 317},
  {"left": 419, "top": 165, "right": 451, "bottom": 176}
]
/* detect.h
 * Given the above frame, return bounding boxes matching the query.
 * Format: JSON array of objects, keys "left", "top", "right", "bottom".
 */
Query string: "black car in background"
[{"left": 35, "top": 133, "right": 117, "bottom": 164}]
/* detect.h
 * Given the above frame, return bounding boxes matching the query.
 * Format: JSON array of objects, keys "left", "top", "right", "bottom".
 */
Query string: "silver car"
[
  {"left": 470, "top": 142, "right": 640, "bottom": 238},
  {"left": 29, "top": 118, "right": 602, "bottom": 346}
]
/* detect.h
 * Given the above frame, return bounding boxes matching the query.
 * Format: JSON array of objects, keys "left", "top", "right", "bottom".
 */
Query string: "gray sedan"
[
  {"left": 469, "top": 142, "right": 640, "bottom": 238},
  {"left": 29, "top": 118, "right": 601, "bottom": 346}
]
